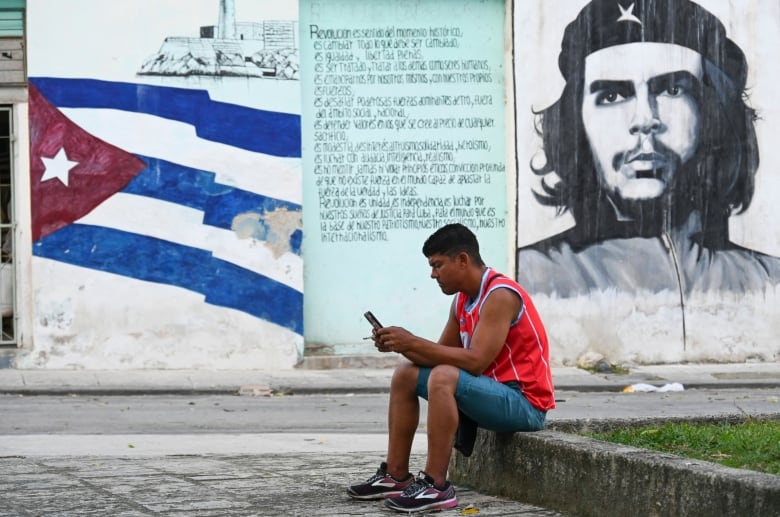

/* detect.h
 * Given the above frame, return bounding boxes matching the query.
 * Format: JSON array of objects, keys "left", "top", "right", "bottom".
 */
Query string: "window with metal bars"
[
  {"left": 0, "top": 1, "right": 20, "bottom": 347},
  {"left": 0, "top": 106, "right": 14, "bottom": 345}
]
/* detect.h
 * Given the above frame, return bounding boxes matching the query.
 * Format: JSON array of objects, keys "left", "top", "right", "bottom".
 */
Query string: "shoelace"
[
  {"left": 400, "top": 474, "right": 433, "bottom": 497},
  {"left": 366, "top": 469, "right": 386, "bottom": 484}
]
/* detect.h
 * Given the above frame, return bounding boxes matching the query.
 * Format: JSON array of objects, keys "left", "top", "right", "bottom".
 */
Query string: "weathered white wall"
[{"left": 22, "top": 258, "right": 301, "bottom": 369}]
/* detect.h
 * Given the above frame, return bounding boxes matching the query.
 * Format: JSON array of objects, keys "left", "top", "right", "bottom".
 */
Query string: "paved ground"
[
  {"left": 0, "top": 361, "right": 777, "bottom": 516},
  {"left": 0, "top": 452, "right": 569, "bottom": 516}
]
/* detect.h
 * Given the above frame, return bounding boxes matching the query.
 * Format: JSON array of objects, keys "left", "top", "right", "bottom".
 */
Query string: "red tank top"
[{"left": 455, "top": 268, "right": 555, "bottom": 411}]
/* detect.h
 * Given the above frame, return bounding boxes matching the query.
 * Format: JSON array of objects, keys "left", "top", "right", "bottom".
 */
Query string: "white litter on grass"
[{"left": 622, "top": 382, "right": 685, "bottom": 393}]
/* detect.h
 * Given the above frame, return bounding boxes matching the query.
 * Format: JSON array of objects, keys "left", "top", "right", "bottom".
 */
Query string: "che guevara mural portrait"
[{"left": 514, "top": 0, "right": 780, "bottom": 364}]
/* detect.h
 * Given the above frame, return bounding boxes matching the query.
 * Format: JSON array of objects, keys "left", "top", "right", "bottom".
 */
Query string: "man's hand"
[
  {"left": 373, "top": 326, "right": 416, "bottom": 354},
  {"left": 371, "top": 327, "right": 391, "bottom": 353}
]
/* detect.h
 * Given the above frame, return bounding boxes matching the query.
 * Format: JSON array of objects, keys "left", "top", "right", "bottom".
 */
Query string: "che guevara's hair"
[
  {"left": 422, "top": 223, "right": 485, "bottom": 266},
  {"left": 532, "top": 0, "right": 760, "bottom": 228}
]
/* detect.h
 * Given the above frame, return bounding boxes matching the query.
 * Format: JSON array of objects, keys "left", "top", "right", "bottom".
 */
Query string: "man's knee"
[
  {"left": 427, "top": 364, "right": 459, "bottom": 394},
  {"left": 390, "top": 362, "right": 420, "bottom": 393}
]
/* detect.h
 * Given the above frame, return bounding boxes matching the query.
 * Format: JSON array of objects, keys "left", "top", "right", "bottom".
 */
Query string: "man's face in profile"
[{"left": 582, "top": 42, "right": 703, "bottom": 201}]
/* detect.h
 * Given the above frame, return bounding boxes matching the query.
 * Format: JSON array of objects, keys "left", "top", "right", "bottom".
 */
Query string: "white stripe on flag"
[
  {"left": 76, "top": 192, "right": 303, "bottom": 292},
  {"left": 60, "top": 108, "right": 302, "bottom": 205}
]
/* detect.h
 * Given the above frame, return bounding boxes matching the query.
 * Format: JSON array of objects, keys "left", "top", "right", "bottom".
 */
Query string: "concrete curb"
[
  {"left": 0, "top": 361, "right": 778, "bottom": 396},
  {"left": 3, "top": 383, "right": 778, "bottom": 397},
  {"left": 449, "top": 422, "right": 780, "bottom": 517},
  {"left": 3, "top": 383, "right": 779, "bottom": 397}
]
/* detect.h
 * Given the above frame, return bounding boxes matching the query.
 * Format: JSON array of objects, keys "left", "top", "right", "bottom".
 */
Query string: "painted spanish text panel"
[{"left": 301, "top": 0, "right": 507, "bottom": 350}]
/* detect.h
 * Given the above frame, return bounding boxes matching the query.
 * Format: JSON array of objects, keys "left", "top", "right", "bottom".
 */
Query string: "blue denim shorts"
[{"left": 415, "top": 366, "right": 546, "bottom": 432}]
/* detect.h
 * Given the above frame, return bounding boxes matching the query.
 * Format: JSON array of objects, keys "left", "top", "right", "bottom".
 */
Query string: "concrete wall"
[{"left": 11, "top": 0, "right": 780, "bottom": 369}]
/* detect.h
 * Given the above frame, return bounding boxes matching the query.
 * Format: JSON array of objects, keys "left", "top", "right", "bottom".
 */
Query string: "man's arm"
[{"left": 375, "top": 288, "right": 521, "bottom": 376}]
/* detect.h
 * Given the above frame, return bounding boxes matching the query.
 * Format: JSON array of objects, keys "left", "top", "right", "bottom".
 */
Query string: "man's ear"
[{"left": 456, "top": 251, "right": 470, "bottom": 267}]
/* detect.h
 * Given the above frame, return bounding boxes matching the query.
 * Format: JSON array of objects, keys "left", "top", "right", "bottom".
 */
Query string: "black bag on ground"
[{"left": 453, "top": 410, "right": 478, "bottom": 457}]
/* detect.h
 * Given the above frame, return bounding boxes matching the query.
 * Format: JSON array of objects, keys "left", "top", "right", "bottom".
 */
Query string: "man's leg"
[
  {"left": 382, "top": 365, "right": 459, "bottom": 513},
  {"left": 385, "top": 362, "right": 421, "bottom": 480},
  {"left": 423, "top": 364, "right": 459, "bottom": 488},
  {"left": 455, "top": 371, "right": 547, "bottom": 432}
]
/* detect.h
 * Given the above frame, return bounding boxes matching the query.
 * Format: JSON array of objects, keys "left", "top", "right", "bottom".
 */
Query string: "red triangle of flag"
[{"left": 29, "top": 84, "right": 146, "bottom": 242}]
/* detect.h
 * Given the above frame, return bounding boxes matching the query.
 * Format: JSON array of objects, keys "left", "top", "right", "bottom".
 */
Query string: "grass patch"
[{"left": 584, "top": 420, "right": 780, "bottom": 476}]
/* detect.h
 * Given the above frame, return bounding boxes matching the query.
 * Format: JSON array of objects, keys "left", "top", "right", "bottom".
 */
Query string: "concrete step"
[
  {"left": 298, "top": 353, "right": 404, "bottom": 370},
  {"left": 449, "top": 424, "right": 780, "bottom": 517}
]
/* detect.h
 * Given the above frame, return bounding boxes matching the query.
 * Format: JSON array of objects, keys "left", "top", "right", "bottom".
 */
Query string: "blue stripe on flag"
[
  {"left": 29, "top": 77, "right": 301, "bottom": 158},
  {"left": 123, "top": 156, "right": 302, "bottom": 255},
  {"left": 33, "top": 224, "right": 304, "bottom": 334}
]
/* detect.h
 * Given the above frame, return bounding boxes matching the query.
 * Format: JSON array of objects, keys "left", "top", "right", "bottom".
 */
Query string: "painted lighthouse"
[{"left": 138, "top": 0, "right": 299, "bottom": 79}]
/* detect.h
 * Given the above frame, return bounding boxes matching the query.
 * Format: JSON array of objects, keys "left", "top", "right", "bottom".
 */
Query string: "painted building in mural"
[{"left": 2, "top": 0, "right": 778, "bottom": 370}]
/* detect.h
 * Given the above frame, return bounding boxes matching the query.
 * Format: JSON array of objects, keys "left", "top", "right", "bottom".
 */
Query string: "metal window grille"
[{"left": 0, "top": 106, "right": 14, "bottom": 345}]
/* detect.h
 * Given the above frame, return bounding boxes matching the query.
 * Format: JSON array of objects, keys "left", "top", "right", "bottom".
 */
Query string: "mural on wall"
[
  {"left": 137, "top": 0, "right": 299, "bottom": 79},
  {"left": 514, "top": 0, "right": 780, "bottom": 364},
  {"left": 300, "top": 0, "right": 509, "bottom": 353},
  {"left": 23, "top": 0, "right": 303, "bottom": 369},
  {"left": 29, "top": 80, "right": 302, "bottom": 330}
]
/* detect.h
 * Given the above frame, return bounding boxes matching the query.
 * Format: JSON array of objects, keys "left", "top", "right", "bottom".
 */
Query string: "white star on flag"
[{"left": 40, "top": 147, "right": 79, "bottom": 187}]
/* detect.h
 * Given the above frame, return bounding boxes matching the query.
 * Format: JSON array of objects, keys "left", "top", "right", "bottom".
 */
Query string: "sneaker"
[
  {"left": 385, "top": 471, "right": 458, "bottom": 513},
  {"left": 346, "top": 462, "right": 414, "bottom": 500}
]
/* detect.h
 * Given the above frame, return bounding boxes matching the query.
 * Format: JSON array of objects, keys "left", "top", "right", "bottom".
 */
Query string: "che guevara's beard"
[{"left": 604, "top": 146, "right": 693, "bottom": 234}]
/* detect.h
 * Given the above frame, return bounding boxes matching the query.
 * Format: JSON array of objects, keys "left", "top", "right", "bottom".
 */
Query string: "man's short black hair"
[{"left": 422, "top": 223, "right": 485, "bottom": 266}]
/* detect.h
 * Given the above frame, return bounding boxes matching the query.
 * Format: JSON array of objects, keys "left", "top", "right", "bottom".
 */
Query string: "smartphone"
[{"left": 363, "top": 311, "right": 383, "bottom": 330}]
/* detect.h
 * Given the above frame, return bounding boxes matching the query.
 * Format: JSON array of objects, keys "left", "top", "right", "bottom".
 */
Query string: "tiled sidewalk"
[{"left": 0, "top": 452, "right": 566, "bottom": 516}]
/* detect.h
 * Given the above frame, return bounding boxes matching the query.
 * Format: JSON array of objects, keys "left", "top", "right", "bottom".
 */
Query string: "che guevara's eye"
[
  {"left": 595, "top": 92, "right": 617, "bottom": 104},
  {"left": 594, "top": 88, "right": 630, "bottom": 106},
  {"left": 664, "top": 82, "right": 693, "bottom": 98},
  {"left": 652, "top": 74, "right": 697, "bottom": 98}
]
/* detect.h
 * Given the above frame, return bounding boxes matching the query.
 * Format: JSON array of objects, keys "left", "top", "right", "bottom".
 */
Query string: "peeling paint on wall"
[{"left": 232, "top": 207, "right": 302, "bottom": 258}]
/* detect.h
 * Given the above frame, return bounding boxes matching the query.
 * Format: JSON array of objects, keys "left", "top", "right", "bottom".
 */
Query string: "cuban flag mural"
[{"left": 21, "top": 0, "right": 303, "bottom": 369}]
